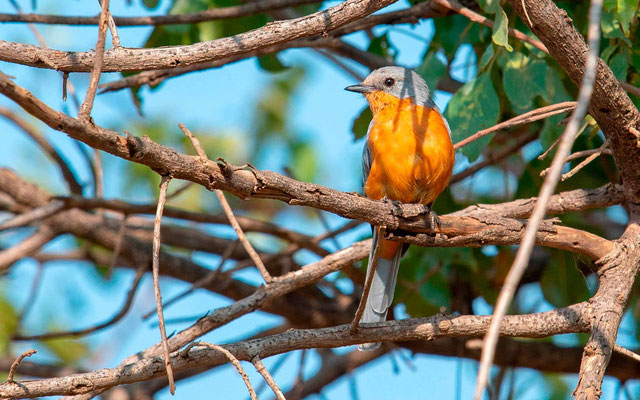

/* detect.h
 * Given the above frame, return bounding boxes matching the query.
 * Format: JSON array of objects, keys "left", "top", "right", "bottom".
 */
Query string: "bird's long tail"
[{"left": 358, "top": 230, "right": 403, "bottom": 351}]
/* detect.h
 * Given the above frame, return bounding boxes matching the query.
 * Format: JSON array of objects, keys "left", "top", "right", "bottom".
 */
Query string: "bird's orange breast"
[{"left": 364, "top": 91, "right": 455, "bottom": 205}]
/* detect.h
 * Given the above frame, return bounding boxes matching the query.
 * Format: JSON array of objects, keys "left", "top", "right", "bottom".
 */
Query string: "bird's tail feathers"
[{"left": 358, "top": 230, "right": 403, "bottom": 351}]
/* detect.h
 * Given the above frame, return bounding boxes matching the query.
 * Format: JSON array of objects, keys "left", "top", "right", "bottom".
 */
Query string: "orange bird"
[{"left": 346, "top": 66, "right": 455, "bottom": 350}]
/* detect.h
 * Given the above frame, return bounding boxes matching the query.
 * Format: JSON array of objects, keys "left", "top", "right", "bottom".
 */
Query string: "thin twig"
[
  {"left": 0, "top": 226, "right": 57, "bottom": 270},
  {"left": 18, "top": 262, "right": 44, "bottom": 324},
  {"left": 141, "top": 240, "right": 239, "bottom": 320},
  {"left": 93, "top": 149, "right": 104, "bottom": 214},
  {"left": 472, "top": 0, "right": 603, "bottom": 397},
  {"left": 251, "top": 355, "right": 286, "bottom": 400},
  {"left": 166, "top": 182, "right": 192, "bottom": 200},
  {"left": 561, "top": 140, "right": 609, "bottom": 181},
  {"left": 451, "top": 131, "right": 538, "bottom": 184},
  {"left": 106, "top": 215, "right": 128, "bottom": 278},
  {"left": 540, "top": 148, "right": 612, "bottom": 177},
  {"left": 0, "top": 200, "right": 65, "bottom": 231},
  {"left": 99, "top": 0, "right": 121, "bottom": 49},
  {"left": 255, "top": 353, "right": 292, "bottom": 396},
  {"left": 613, "top": 344, "right": 640, "bottom": 364},
  {"left": 78, "top": 0, "right": 110, "bottom": 120},
  {"left": 0, "top": 107, "right": 82, "bottom": 194},
  {"left": 216, "top": 190, "right": 273, "bottom": 283},
  {"left": 13, "top": 267, "right": 145, "bottom": 340},
  {"left": 0, "top": 0, "right": 323, "bottom": 26},
  {"left": 432, "top": 0, "right": 548, "bottom": 53},
  {"left": 183, "top": 342, "right": 257, "bottom": 400},
  {"left": 178, "top": 122, "right": 273, "bottom": 283},
  {"left": 152, "top": 175, "right": 176, "bottom": 394},
  {"left": 538, "top": 120, "right": 590, "bottom": 160},
  {"left": 350, "top": 226, "right": 384, "bottom": 332},
  {"left": 521, "top": 0, "right": 533, "bottom": 28},
  {"left": 6, "top": 349, "right": 37, "bottom": 382},
  {"left": 293, "top": 349, "right": 307, "bottom": 398},
  {"left": 454, "top": 102, "right": 576, "bottom": 150}
]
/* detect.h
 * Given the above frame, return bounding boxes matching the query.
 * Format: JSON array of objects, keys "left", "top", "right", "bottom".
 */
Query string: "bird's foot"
[{"left": 425, "top": 205, "right": 441, "bottom": 234}]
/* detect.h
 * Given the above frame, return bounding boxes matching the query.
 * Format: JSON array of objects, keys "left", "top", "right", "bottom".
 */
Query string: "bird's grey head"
[{"left": 345, "top": 66, "right": 433, "bottom": 107}]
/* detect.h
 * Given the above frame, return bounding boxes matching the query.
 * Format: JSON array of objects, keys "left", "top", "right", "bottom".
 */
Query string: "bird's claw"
[{"left": 426, "top": 206, "right": 441, "bottom": 232}]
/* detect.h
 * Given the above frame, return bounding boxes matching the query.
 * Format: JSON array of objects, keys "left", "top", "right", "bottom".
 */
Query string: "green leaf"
[
  {"left": 289, "top": 141, "right": 317, "bottom": 182},
  {"left": 541, "top": 67, "right": 571, "bottom": 148},
  {"left": 351, "top": 106, "right": 372, "bottom": 141},
  {"left": 491, "top": 5, "right": 513, "bottom": 51},
  {"left": 502, "top": 52, "right": 547, "bottom": 112},
  {"left": 540, "top": 250, "right": 591, "bottom": 307},
  {"left": 0, "top": 297, "right": 18, "bottom": 353},
  {"left": 616, "top": 0, "right": 639, "bottom": 35},
  {"left": 609, "top": 52, "right": 629, "bottom": 81},
  {"left": 477, "top": 0, "right": 512, "bottom": 51},
  {"left": 601, "top": 10, "right": 633, "bottom": 45},
  {"left": 257, "top": 54, "right": 289, "bottom": 73},
  {"left": 367, "top": 34, "right": 397, "bottom": 61},
  {"left": 42, "top": 338, "right": 88, "bottom": 364},
  {"left": 479, "top": 44, "right": 495, "bottom": 70},
  {"left": 416, "top": 51, "right": 447, "bottom": 91},
  {"left": 445, "top": 71, "right": 500, "bottom": 161},
  {"left": 142, "top": 0, "right": 160, "bottom": 9},
  {"left": 433, "top": 15, "right": 485, "bottom": 58},
  {"left": 600, "top": 43, "right": 619, "bottom": 63}
]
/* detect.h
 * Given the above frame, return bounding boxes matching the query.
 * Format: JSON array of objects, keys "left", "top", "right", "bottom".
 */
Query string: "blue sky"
[{"left": 0, "top": 1, "right": 636, "bottom": 399}]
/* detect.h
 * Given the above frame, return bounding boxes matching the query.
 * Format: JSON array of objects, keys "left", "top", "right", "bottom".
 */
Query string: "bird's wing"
[{"left": 362, "top": 120, "right": 374, "bottom": 189}]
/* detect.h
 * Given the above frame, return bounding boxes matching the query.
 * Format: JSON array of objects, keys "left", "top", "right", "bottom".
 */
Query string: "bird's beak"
[{"left": 345, "top": 84, "right": 375, "bottom": 94}]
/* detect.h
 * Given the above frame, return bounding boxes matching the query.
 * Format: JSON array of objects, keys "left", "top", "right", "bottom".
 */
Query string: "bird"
[{"left": 345, "top": 66, "right": 455, "bottom": 350}]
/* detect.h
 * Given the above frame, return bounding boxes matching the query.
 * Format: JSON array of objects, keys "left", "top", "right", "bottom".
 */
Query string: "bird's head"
[{"left": 345, "top": 66, "right": 432, "bottom": 107}]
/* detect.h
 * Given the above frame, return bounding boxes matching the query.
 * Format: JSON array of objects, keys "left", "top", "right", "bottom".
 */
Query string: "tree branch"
[
  {"left": 0, "top": 0, "right": 397, "bottom": 72},
  {"left": 0, "top": 303, "right": 590, "bottom": 399}
]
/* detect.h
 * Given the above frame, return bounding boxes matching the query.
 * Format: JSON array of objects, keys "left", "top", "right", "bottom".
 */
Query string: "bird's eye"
[{"left": 384, "top": 78, "right": 395, "bottom": 87}]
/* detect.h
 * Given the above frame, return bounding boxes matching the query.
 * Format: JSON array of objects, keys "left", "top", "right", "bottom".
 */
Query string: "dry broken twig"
[{"left": 6, "top": 349, "right": 37, "bottom": 383}]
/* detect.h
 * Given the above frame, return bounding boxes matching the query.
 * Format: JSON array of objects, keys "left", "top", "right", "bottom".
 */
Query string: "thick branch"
[
  {"left": 507, "top": 0, "right": 640, "bottom": 218},
  {"left": 0, "top": 303, "right": 590, "bottom": 399},
  {"left": 0, "top": 76, "right": 613, "bottom": 260},
  {"left": 0, "top": 0, "right": 322, "bottom": 26},
  {"left": 0, "top": 0, "right": 397, "bottom": 72}
]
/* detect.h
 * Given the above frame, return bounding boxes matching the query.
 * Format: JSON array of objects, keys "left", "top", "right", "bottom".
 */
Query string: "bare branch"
[
  {"left": 560, "top": 140, "right": 609, "bottom": 181},
  {"left": 6, "top": 350, "right": 37, "bottom": 383},
  {"left": 454, "top": 102, "right": 576, "bottom": 150},
  {"left": 0, "top": 107, "right": 82, "bottom": 194},
  {"left": 182, "top": 342, "right": 257, "bottom": 400},
  {"left": 151, "top": 175, "right": 176, "bottom": 394},
  {"left": 78, "top": 0, "right": 110, "bottom": 120},
  {"left": 451, "top": 131, "right": 538, "bottom": 184},
  {"left": 0, "top": 0, "right": 398, "bottom": 72},
  {"left": 179, "top": 122, "right": 272, "bottom": 283},
  {"left": 0, "top": 225, "right": 57, "bottom": 269},
  {"left": 0, "top": 0, "right": 323, "bottom": 26},
  {"left": 100, "top": 0, "right": 121, "bottom": 49},
  {"left": 432, "top": 0, "right": 548, "bottom": 53},
  {"left": 613, "top": 344, "right": 640, "bottom": 364},
  {"left": 12, "top": 267, "right": 144, "bottom": 340},
  {"left": 0, "top": 303, "right": 590, "bottom": 398},
  {"left": 251, "top": 356, "right": 285, "bottom": 400},
  {"left": 0, "top": 200, "right": 65, "bottom": 231},
  {"left": 474, "top": 0, "right": 604, "bottom": 396}
]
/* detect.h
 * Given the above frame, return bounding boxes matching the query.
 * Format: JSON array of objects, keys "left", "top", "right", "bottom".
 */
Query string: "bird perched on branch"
[{"left": 346, "top": 66, "right": 455, "bottom": 350}]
